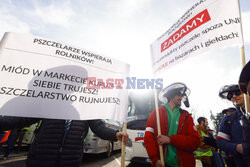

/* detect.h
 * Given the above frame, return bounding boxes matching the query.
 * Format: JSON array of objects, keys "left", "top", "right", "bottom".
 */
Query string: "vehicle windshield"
[{"left": 127, "top": 90, "right": 162, "bottom": 129}]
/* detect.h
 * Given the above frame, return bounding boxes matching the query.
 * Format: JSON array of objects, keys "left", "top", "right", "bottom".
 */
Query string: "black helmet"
[
  {"left": 159, "top": 82, "right": 190, "bottom": 107},
  {"left": 239, "top": 60, "right": 250, "bottom": 94},
  {"left": 222, "top": 107, "right": 236, "bottom": 114},
  {"left": 219, "top": 84, "right": 240, "bottom": 100}
]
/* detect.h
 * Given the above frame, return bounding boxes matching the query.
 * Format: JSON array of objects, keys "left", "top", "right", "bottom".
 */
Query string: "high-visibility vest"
[
  {"left": 0, "top": 130, "right": 11, "bottom": 143},
  {"left": 23, "top": 126, "right": 30, "bottom": 131},
  {"left": 195, "top": 130, "right": 213, "bottom": 157},
  {"left": 36, "top": 120, "right": 42, "bottom": 130}
]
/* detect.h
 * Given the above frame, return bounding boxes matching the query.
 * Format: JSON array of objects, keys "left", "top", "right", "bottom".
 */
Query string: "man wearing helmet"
[
  {"left": 216, "top": 84, "right": 248, "bottom": 166},
  {"left": 221, "top": 107, "right": 237, "bottom": 167},
  {"left": 144, "top": 82, "right": 200, "bottom": 167},
  {"left": 222, "top": 107, "right": 236, "bottom": 116}
]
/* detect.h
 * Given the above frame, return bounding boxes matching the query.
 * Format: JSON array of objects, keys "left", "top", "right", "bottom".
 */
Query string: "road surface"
[{"left": 0, "top": 151, "right": 202, "bottom": 167}]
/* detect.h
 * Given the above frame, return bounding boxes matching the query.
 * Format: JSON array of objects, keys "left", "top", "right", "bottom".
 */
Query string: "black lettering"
[
  {"left": 44, "top": 92, "right": 50, "bottom": 99},
  {"left": 42, "top": 39, "right": 47, "bottom": 45},
  {"left": 6, "top": 87, "right": 14, "bottom": 95},
  {"left": 0, "top": 87, "right": 7, "bottom": 94},
  {"left": 33, "top": 80, "right": 39, "bottom": 87},
  {"left": 26, "top": 90, "right": 33, "bottom": 97},
  {"left": 13, "top": 89, "right": 21, "bottom": 96},
  {"left": 51, "top": 41, "right": 56, "bottom": 47},
  {"left": 19, "top": 89, "right": 27, "bottom": 97}
]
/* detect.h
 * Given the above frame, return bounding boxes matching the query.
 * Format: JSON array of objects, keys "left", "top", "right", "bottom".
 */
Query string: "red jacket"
[{"left": 144, "top": 105, "right": 200, "bottom": 167}]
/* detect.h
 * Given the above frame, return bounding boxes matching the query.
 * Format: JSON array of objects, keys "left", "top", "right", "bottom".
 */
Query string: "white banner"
[
  {"left": 0, "top": 32, "right": 130, "bottom": 122},
  {"left": 151, "top": 0, "right": 243, "bottom": 74}
]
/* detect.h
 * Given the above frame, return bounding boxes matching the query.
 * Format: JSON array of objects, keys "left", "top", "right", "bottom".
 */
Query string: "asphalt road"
[
  {"left": 0, "top": 151, "right": 202, "bottom": 167},
  {"left": 0, "top": 151, "right": 129, "bottom": 167}
]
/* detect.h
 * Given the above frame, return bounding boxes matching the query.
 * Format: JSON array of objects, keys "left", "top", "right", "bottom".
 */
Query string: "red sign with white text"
[{"left": 161, "top": 9, "right": 211, "bottom": 52}]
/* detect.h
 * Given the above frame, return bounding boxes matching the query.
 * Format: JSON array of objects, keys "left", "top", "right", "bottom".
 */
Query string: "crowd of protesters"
[{"left": 144, "top": 60, "right": 250, "bottom": 167}]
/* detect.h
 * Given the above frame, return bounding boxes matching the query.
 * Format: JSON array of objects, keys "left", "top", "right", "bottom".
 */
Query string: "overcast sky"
[{"left": 1, "top": 0, "right": 250, "bottom": 124}]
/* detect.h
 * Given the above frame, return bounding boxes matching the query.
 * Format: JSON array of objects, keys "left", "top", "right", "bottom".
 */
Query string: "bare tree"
[{"left": 210, "top": 110, "right": 224, "bottom": 135}]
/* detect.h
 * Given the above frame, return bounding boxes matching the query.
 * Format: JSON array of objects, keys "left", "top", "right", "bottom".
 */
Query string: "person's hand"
[
  {"left": 157, "top": 135, "right": 170, "bottom": 145},
  {"left": 154, "top": 160, "right": 164, "bottom": 167},
  {"left": 116, "top": 132, "right": 128, "bottom": 145},
  {"left": 236, "top": 144, "right": 243, "bottom": 154}
]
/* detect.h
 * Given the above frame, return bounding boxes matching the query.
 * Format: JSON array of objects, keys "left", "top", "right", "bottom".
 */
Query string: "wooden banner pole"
[
  {"left": 240, "top": 46, "right": 250, "bottom": 113},
  {"left": 153, "top": 88, "right": 165, "bottom": 165},
  {"left": 238, "top": 0, "right": 250, "bottom": 113},
  {"left": 121, "top": 122, "right": 127, "bottom": 167}
]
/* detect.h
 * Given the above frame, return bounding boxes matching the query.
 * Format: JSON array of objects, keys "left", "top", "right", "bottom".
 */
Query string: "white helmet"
[{"left": 159, "top": 82, "right": 190, "bottom": 107}]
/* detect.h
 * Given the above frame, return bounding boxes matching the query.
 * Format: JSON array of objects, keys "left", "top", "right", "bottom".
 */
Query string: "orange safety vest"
[{"left": 0, "top": 130, "right": 11, "bottom": 143}]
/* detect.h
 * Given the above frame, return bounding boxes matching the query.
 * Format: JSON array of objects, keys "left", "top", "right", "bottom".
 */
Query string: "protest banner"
[
  {"left": 151, "top": 0, "right": 243, "bottom": 74},
  {"left": 150, "top": 0, "right": 245, "bottom": 164},
  {"left": 0, "top": 32, "right": 130, "bottom": 122}
]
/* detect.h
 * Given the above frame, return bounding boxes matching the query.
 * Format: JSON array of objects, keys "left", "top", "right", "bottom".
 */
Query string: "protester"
[
  {"left": 217, "top": 84, "right": 248, "bottom": 166},
  {"left": 0, "top": 117, "right": 128, "bottom": 167},
  {"left": 2, "top": 129, "right": 18, "bottom": 160},
  {"left": 144, "top": 82, "right": 200, "bottom": 167},
  {"left": 220, "top": 108, "right": 237, "bottom": 167},
  {"left": 15, "top": 126, "right": 30, "bottom": 153},
  {"left": 195, "top": 117, "right": 217, "bottom": 167},
  {"left": 238, "top": 60, "right": 250, "bottom": 97},
  {"left": 238, "top": 60, "right": 250, "bottom": 159},
  {"left": 222, "top": 107, "right": 236, "bottom": 116},
  {"left": 0, "top": 130, "right": 11, "bottom": 155}
]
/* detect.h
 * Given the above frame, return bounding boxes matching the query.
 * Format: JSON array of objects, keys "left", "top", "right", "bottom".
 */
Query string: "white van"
[
  {"left": 125, "top": 90, "right": 162, "bottom": 166},
  {"left": 83, "top": 119, "right": 122, "bottom": 157},
  {"left": 125, "top": 118, "right": 152, "bottom": 167}
]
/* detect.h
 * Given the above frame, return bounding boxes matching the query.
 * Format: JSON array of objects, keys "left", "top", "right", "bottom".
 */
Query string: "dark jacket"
[
  {"left": 216, "top": 107, "right": 248, "bottom": 167},
  {"left": 0, "top": 117, "right": 118, "bottom": 167},
  {"left": 242, "top": 115, "right": 250, "bottom": 156}
]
